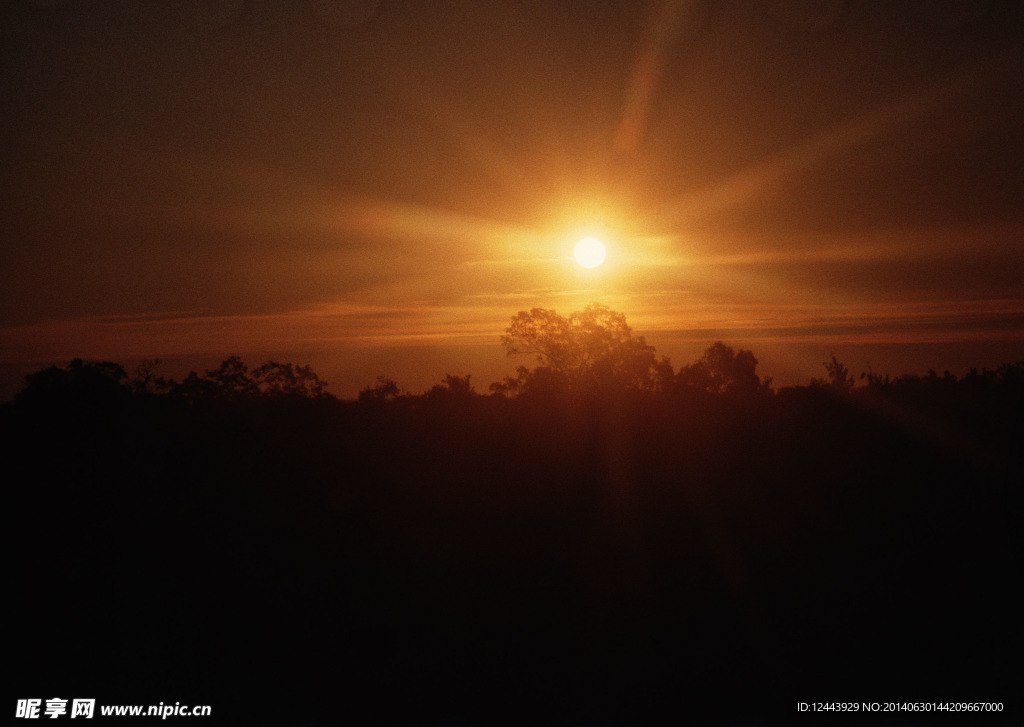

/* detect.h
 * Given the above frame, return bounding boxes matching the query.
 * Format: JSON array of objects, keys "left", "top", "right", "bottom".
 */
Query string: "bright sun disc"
[{"left": 574, "top": 237, "right": 606, "bottom": 268}]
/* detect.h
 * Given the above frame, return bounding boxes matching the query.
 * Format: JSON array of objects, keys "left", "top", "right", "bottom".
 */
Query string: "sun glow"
[{"left": 574, "top": 237, "right": 606, "bottom": 268}]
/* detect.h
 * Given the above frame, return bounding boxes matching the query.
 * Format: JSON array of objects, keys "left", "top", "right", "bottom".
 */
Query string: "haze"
[{"left": 2, "top": 0, "right": 1022, "bottom": 396}]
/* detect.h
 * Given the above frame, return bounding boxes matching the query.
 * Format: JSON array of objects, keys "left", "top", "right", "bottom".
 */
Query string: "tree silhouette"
[
  {"left": 358, "top": 375, "right": 401, "bottom": 404},
  {"left": 147, "top": 356, "right": 331, "bottom": 402},
  {"left": 17, "top": 358, "right": 129, "bottom": 409},
  {"left": 500, "top": 304, "right": 668, "bottom": 394},
  {"left": 205, "top": 355, "right": 258, "bottom": 397},
  {"left": 810, "top": 354, "right": 855, "bottom": 391},
  {"left": 130, "top": 358, "right": 164, "bottom": 395},
  {"left": 253, "top": 361, "right": 328, "bottom": 398},
  {"left": 7, "top": 317, "right": 1021, "bottom": 724},
  {"left": 426, "top": 373, "right": 476, "bottom": 403},
  {"left": 676, "top": 341, "right": 771, "bottom": 396}
]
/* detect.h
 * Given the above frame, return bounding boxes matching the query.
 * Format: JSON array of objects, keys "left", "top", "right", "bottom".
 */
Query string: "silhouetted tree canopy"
[
  {"left": 427, "top": 373, "right": 475, "bottom": 402},
  {"left": 19, "top": 356, "right": 331, "bottom": 407},
  {"left": 16, "top": 358, "right": 130, "bottom": 415},
  {"left": 5, "top": 310, "right": 1023, "bottom": 725},
  {"left": 499, "top": 303, "right": 671, "bottom": 395},
  {"left": 676, "top": 341, "right": 772, "bottom": 396},
  {"left": 252, "top": 360, "right": 328, "bottom": 398},
  {"left": 358, "top": 375, "right": 401, "bottom": 404},
  {"left": 810, "top": 354, "right": 856, "bottom": 391}
]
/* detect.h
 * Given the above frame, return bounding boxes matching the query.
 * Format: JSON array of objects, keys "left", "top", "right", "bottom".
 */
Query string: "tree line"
[
  {"left": 5, "top": 304, "right": 1020, "bottom": 723},
  {"left": 12, "top": 303, "right": 1023, "bottom": 409}
]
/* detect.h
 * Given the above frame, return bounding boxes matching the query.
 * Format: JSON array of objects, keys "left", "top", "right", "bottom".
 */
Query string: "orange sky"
[{"left": 2, "top": 1, "right": 1023, "bottom": 398}]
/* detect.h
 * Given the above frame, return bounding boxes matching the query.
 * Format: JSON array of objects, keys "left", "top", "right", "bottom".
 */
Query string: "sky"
[{"left": 2, "top": 0, "right": 1023, "bottom": 398}]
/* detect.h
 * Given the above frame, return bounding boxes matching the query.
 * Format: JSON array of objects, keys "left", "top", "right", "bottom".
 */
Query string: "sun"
[{"left": 574, "top": 237, "right": 606, "bottom": 268}]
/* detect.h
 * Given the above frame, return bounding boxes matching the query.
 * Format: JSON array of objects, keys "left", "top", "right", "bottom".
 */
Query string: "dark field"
[{"left": 6, "top": 361, "right": 1020, "bottom": 724}]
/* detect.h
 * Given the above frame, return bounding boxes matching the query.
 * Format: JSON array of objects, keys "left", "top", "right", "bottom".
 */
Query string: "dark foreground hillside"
[{"left": 5, "top": 369, "right": 1020, "bottom": 724}]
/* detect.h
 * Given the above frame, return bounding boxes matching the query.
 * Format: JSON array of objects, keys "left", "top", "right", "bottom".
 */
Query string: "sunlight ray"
[
  {"left": 615, "top": 0, "right": 699, "bottom": 154},
  {"left": 667, "top": 45, "right": 1023, "bottom": 222}
]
